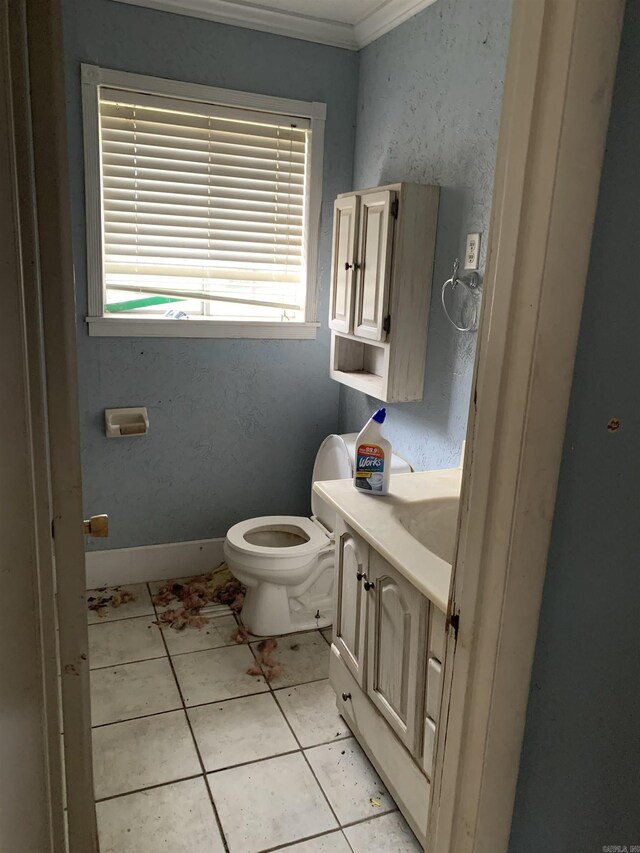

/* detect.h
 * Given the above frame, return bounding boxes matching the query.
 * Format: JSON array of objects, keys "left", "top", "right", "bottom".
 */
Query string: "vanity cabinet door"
[
  {"left": 353, "top": 190, "right": 395, "bottom": 342},
  {"left": 365, "top": 550, "right": 427, "bottom": 755},
  {"left": 329, "top": 194, "right": 359, "bottom": 333},
  {"left": 333, "top": 519, "right": 368, "bottom": 687}
]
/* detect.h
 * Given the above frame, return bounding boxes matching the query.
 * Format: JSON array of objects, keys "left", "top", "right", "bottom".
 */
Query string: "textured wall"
[
  {"left": 338, "top": 0, "right": 511, "bottom": 471},
  {"left": 509, "top": 3, "right": 640, "bottom": 850},
  {"left": 61, "top": 0, "right": 359, "bottom": 549}
]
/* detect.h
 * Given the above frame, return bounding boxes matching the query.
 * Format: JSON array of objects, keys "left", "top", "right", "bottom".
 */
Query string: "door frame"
[
  {"left": 3, "top": 0, "right": 625, "bottom": 850},
  {"left": 428, "top": 1, "right": 625, "bottom": 851},
  {"left": 2, "top": 0, "right": 99, "bottom": 850},
  {"left": 0, "top": 4, "right": 64, "bottom": 849}
]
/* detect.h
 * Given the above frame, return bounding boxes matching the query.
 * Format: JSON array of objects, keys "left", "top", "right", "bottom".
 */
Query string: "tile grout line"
[
  {"left": 244, "top": 640, "right": 345, "bottom": 849},
  {"left": 259, "top": 827, "right": 354, "bottom": 853},
  {"left": 91, "top": 685, "right": 276, "bottom": 728},
  {"left": 89, "top": 606, "right": 233, "bottom": 627},
  {"left": 92, "top": 689, "right": 353, "bottom": 744},
  {"left": 88, "top": 610, "right": 156, "bottom": 626},
  {"left": 249, "top": 631, "right": 346, "bottom": 836},
  {"left": 206, "top": 746, "right": 308, "bottom": 776},
  {"left": 92, "top": 704, "right": 184, "bottom": 730},
  {"left": 91, "top": 652, "right": 337, "bottom": 678},
  {"left": 89, "top": 619, "right": 237, "bottom": 671},
  {"left": 340, "top": 807, "right": 400, "bottom": 830},
  {"left": 245, "top": 628, "right": 398, "bottom": 852},
  {"left": 94, "top": 771, "right": 204, "bottom": 805},
  {"left": 150, "top": 581, "right": 232, "bottom": 853},
  {"left": 256, "top": 627, "right": 407, "bottom": 846},
  {"left": 90, "top": 651, "right": 167, "bottom": 672}
]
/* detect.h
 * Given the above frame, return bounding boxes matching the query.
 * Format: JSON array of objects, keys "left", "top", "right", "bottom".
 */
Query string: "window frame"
[{"left": 81, "top": 64, "right": 325, "bottom": 339}]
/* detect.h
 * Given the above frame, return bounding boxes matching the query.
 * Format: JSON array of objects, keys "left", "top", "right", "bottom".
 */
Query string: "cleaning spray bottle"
[{"left": 354, "top": 407, "right": 392, "bottom": 495}]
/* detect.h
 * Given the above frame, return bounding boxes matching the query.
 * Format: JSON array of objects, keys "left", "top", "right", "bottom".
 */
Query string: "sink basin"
[
  {"left": 313, "top": 467, "right": 462, "bottom": 610},
  {"left": 395, "top": 496, "right": 460, "bottom": 564}
]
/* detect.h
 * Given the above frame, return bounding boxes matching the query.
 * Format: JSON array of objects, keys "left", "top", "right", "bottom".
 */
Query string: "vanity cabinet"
[
  {"left": 366, "top": 550, "right": 427, "bottom": 754},
  {"left": 329, "top": 519, "right": 449, "bottom": 846},
  {"left": 329, "top": 182, "right": 439, "bottom": 403},
  {"left": 334, "top": 518, "right": 369, "bottom": 686}
]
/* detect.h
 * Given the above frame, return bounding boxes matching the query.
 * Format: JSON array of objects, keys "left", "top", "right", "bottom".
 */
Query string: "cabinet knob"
[
  {"left": 356, "top": 571, "right": 364, "bottom": 582},
  {"left": 342, "top": 692, "right": 352, "bottom": 701},
  {"left": 344, "top": 262, "right": 353, "bottom": 270},
  {"left": 364, "top": 580, "right": 375, "bottom": 591}
]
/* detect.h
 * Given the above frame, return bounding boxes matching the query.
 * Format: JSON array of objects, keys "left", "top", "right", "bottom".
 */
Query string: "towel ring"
[{"left": 441, "top": 258, "right": 481, "bottom": 332}]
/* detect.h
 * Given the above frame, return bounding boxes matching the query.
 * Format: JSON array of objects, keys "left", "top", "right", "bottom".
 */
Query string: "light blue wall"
[
  {"left": 64, "top": 0, "right": 511, "bottom": 550},
  {"left": 338, "top": 0, "right": 511, "bottom": 471},
  {"left": 509, "top": 2, "right": 640, "bottom": 849},
  {"left": 61, "top": 0, "right": 359, "bottom": 549}
]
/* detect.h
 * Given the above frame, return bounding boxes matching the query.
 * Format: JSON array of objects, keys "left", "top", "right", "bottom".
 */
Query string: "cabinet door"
[
  {"left": 353, "top": 190, "right": 395, "bottom": 341},
  {"left": 333, "top": 519, "right": 368, "bottom": 687},
  {"left": 329, "top": 195, "right": 359, "bottom": 333},
  {"left": 365, "top": 550, "right": 427, "bottom": 754}
]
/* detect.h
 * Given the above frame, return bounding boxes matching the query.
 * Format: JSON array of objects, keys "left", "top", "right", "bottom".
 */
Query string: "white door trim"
[
  {"left": 0, "top": 4, "right": 63, "bottom": 848},
  {"left": 428, "top": 1, "right": 625, "bottom": 851},
  {"left": 23, "top": 1, "right": 100, "bottom": 850}
]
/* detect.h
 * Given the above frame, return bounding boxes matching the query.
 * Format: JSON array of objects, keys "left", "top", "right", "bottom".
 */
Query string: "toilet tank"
[{"left": 311, "top": 433, "right": 412, "bottom": 532}]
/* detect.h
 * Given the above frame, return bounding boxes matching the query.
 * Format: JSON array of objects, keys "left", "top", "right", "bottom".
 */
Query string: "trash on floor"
[
  {"left": 87, "top": 587, "right": 137, "bottom": 618},
  {"left": 152, "top": 563, "right": 246, "bottom": 631},
  {"left": 230, "top": 625, "right": 250, "bottom": 644},
  {"left": 247, "top": 637, "right": 283, "bottom": 681}
]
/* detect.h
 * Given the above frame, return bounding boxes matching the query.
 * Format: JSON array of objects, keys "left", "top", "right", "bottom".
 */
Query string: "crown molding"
[
  {"left": 355, "top": 0, "right": 437, "bottom": 48},
  {"left": 112, "top": 0, "right": 437, "bottom": 50}
]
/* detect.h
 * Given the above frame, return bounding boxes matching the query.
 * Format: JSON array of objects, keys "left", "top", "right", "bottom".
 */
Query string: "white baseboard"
[{"left": 85, "top": 537, "right": 226, "bottom": 589}]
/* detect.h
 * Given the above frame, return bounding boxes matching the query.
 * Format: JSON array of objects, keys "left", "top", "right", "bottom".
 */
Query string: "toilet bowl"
[{"left": 224, "top": 433, "right": 411, "bottom": 636}]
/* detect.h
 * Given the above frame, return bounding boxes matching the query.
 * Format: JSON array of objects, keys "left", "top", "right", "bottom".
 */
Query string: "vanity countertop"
[{"left": 314, "top": 468, "right": 462, "bottom": 612}]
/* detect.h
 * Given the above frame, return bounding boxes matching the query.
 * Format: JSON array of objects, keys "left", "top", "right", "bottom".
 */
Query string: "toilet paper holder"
[{"left": 105, "top": 407, "right": 149, "bottom": 438}]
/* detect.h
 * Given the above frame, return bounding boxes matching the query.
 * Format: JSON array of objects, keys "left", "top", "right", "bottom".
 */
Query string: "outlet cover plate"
[{"left": 464, "top": 233, "right": 481, "bottom": 270}]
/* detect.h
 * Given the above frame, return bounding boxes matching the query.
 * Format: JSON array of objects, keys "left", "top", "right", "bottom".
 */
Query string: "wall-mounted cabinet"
[{"left": 329, "top": 182, "right": 439, "bottom": 403}]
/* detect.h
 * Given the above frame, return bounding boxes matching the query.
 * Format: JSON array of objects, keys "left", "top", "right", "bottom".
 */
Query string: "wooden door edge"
[{"left": 428, "top": 0, "right": 625, "bottom": 851}]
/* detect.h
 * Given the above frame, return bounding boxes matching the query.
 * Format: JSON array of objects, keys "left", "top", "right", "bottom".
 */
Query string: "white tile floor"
[{"left": 88, "top": 581, "right": 422, "bottom": 853}]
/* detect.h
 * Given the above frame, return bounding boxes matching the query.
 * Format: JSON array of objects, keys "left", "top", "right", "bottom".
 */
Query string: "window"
[{"left": 81, "top": 66, "right": 325, "bottom": 338}]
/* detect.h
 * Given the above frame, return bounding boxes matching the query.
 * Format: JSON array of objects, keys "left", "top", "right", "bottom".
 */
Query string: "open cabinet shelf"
[{"left": 330, "top": 332, "right": 389, "bottom": 400}]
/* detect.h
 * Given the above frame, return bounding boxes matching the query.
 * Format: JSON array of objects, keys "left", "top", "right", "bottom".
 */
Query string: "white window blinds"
[{"left": 98, "top": 88, "right": 310, "bottom": 321}]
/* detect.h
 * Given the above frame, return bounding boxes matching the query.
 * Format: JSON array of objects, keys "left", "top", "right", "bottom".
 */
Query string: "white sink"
[
  {"left": 314, "top": 468, "right": 462, "bottom": 610},
  {"left": 395, "top": 496, "right": 460, "bottom": 564}
]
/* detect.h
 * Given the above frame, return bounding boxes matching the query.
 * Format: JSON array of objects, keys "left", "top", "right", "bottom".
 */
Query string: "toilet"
[{"left": 224, "top": 433, "right": 411, "bottom": 636}]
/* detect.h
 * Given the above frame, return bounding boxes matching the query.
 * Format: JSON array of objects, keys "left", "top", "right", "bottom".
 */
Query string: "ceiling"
[{"left": 114, "top": 0, "right": 438, "bottom": 50}]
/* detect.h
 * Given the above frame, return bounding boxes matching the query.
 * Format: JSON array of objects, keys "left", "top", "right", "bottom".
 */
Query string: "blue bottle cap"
[{"left": 372, "top": 407, "right": 386, "bottom": 424}]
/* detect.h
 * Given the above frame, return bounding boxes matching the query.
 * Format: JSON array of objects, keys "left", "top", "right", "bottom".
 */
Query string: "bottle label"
[{"left": 355, "top": 443, "right": 385, "bottom": 492}]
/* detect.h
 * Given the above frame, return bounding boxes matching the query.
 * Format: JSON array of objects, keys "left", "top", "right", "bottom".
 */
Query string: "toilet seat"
[{"left": 226, "top": 515, "right": 330, "bottom": 560}]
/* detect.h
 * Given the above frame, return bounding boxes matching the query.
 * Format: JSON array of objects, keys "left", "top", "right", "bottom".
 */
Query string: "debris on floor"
[
  {"left": 87, "top": 587, "right": 137, "bottom": 618},
  {"left": 230, "top": 625, "right": 250, "bottom": 644},
  {"left": 247, "top": 637, "right": 283, "bottom": 681},
  {"left": 152, "top": 563, "right": 246, "bottom": 631}
]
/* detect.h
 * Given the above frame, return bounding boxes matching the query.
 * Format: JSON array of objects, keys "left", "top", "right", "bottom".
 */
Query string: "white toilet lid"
[{"left": 311, "top": 434, "right": 352, "bottom": 531}]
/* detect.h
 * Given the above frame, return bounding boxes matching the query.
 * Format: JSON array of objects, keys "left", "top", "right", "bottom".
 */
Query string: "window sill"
[{"left": 86, "top": 317, "right": 319, "bottom": 340}]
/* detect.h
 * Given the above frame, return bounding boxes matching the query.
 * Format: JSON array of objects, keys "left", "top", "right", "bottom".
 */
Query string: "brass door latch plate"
[{"left": 83, "top": 514, "right": 109, "bottom": 537}]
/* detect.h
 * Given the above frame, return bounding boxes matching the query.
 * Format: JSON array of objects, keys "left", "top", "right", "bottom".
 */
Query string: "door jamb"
[
  {"left": 428, "top": 1, "right": 625, "bottom": 851},
  {"left": 19, "top": 0, "right": 100, "bottom": 850}
]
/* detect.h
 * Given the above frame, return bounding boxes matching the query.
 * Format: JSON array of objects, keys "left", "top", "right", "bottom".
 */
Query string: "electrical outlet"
[{"left": 464, "top": 233, "right": 481, "bottom": 270}]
